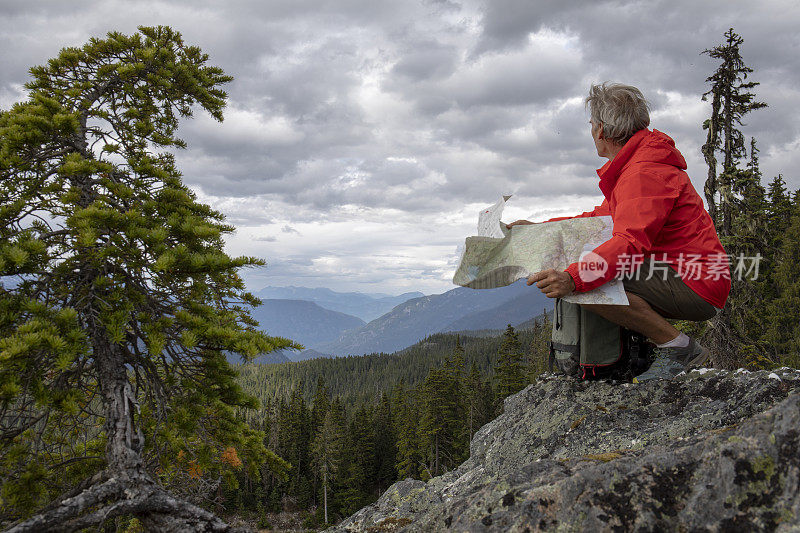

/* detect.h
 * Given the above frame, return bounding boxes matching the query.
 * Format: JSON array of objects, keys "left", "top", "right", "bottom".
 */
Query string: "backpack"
[{"left": 549, "top": 298, "right": 654, "bottom": 382}]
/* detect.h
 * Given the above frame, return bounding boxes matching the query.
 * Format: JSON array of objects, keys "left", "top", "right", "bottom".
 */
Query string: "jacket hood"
[
  {"left": 634, "top": 129, "right": 687, "bottom": 170},
  {"left": 597, "top": 128, "right": 687, "bottom": 199}
]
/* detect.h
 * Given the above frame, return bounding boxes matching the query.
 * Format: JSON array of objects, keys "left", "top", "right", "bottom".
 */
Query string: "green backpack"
[{"left": 549, "top": 298, "right": 654, "bottom": 381}]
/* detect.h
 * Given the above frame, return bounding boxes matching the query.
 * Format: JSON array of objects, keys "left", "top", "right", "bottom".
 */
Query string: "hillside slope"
[
  {"left": 315, "top": 281, "right": 549, "bottom": 356},
  {"left": 253, "top": 286, "right": 423, "bottom": 322},
  {"left": 224, "top": 350, "right": 291, "bottom": 366},
  {"left": 439, "top": 291, "right": 550, "bottom": 333},
  {"left": 235, "top": 328, "right": 548, "bottom": 408},
  {"left": 250, "top": 299, "right": 365, "bottom": 348},
  {"left": 329, "top": 368, "right": 800, "bottom": 531}
]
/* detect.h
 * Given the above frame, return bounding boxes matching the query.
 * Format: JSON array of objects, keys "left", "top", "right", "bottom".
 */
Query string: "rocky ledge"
[{"left": 328, "top": 368, "right": 800, "bottom": 532}]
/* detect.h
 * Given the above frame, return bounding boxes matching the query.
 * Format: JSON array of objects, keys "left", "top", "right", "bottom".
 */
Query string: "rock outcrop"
[{"left": 328, "top": 368, "right": 800, "bottom": 532}]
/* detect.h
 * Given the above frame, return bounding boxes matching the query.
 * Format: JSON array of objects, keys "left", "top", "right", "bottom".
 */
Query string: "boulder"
[{"left": 327, "top": 368, "right": 800, "bottom": 532}]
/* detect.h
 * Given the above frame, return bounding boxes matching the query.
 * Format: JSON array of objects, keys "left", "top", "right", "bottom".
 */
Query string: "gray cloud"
[{"left": 2, "top": 0, "right": 799, "bottom": 293}]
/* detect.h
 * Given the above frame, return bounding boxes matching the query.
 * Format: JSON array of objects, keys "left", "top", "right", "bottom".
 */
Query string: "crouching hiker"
[{"left": 509, "top": 83, "right": 731, "bottom": 382}]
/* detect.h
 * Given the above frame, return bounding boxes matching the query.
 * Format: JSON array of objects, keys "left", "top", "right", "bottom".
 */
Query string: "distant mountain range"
[
  {"left": 312, "top": 280, "right": 551, "bottom": 357},
  {"left": 253, "top": 286, "right": 424, "bottom": 322},
  {"left": 225, "top": 349, "right": 292, "bottom": 366},
  {"left": 439, "top": 291, "right": 551, "bottom": 333},
  {"left": 249, "top": 299, "right": 365, "bottom": 348},
  {"left": 246, "top": 282, "right": 552, "bottom": 362}
]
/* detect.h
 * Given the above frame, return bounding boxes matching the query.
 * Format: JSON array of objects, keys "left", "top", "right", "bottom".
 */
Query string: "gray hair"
[{"left": 586, "top": 83, "right": 650, "bottom": 146}]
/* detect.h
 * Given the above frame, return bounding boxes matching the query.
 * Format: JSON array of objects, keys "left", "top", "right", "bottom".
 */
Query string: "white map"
[
  {"left": 477, "top": 195, "right": 513, "bottom": 238},
  {"left": 452, "top": 197, "right": 629, "bottom": 305}
]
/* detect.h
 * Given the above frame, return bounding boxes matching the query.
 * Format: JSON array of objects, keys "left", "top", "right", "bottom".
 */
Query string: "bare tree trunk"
[
  {"left": 97, "top": 340, "right": 144, "bottom": 473},
  {"left": 721, "top": 79, "right": 734, "bottom": 238},
  {"left": 703, "top": 91, "right": 720, "bottom": 226},
  {"left": 7, "top": 342, "right": 239, "bottom": 532}
]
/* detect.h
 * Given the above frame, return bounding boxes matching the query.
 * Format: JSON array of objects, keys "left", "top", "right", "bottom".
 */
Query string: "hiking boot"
[{"left": 632, "top": 337, "right": 710, "bottom": 383}]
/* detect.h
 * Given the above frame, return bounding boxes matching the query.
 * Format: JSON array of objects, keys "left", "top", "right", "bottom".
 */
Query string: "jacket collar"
[{"left": 597, "top": 128, "right": 650, "bottom": 199}]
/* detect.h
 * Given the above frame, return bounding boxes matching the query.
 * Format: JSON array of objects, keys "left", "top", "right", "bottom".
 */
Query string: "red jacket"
[{"left": 549, "top": 128, "right": 731, "bottom": 308}]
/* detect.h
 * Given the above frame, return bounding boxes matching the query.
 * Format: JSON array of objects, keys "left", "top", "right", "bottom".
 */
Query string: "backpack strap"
[
  {"left": 554, "top": 298, "right": 562, "bottom": 330},
  {"left": 550, "top": 341, "right": 580, "bottom": 354}
]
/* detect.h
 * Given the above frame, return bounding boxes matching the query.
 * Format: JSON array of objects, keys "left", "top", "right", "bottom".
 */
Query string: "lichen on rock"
[{"left": 327, "top": 368, "right": 800, "bottom": 532}]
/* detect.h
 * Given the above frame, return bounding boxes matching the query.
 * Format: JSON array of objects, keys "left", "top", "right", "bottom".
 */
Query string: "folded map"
[{"left": 452, "top": 197, "right": 628, "bottom": 305}]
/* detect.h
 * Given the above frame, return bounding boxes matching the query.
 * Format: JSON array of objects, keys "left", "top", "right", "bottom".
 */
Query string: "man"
[{"left": 508, "top": 83, "right": 731, "bottom": 382}]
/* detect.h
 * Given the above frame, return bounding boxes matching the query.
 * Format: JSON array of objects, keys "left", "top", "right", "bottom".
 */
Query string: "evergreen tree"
[
  {"left": 373, "top": 392, "right": 397, "bottom": 494},
  {"left": 311, "top": 375, "right": 331, "bottom": 436},
  {"left": 442, "top": 340, "right": 469, "bottom": 464},
  {"left": 392, "top": 381, "right": 422, "bottom": 480},
  {"left": 418, "top": 364, "right": 451, "bottom": 478},
  {"left": 528, "top": 316, "right": 551, "bottom": 380},
  {"left": 763, "top": 175, "right": 794, "bottom": 295},
  {"left": 701, "top": 28, "right": 767, "bottom": 368},
  {"left": 287, "top": 386, "right": 313, "bottom": 507},
  {"left": 751, "top": 176, "right": 796, "bottom": 367},
  {"left": 310, "top": 405, "right": 343, "bottom": 525},
  {"left": 419, "top": 341, "right": 473, "bottom": 478},
  {"left": 761, "top": 199, "right": 800, "bottom": 368},
  {"left": 353, "top": 404, "right": 377, "bottom": 493},
  {"left": 732, "top": 138, "right": 768, "bottom": 253},
  {"left": 464, "top": 361, "right": 485, "bottom": 441},
  {"left": 493, "top": 325, "right": 528, "bottom": 409},
  {"left": 702, "top": 28, "right": 767, "bottom": 236},
  {"left": 727, "top": 138, "right": 772, "bottom": 367},
  {"left": 0, "top": 26, "right": 295, "bottom": 529},
  {"left": 335, "top": 405, "right": 375, "bottom": 515}
]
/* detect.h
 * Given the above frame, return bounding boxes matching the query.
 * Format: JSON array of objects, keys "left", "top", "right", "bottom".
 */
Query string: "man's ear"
[{"left": 597, "top": 122, "right": 605, "bottom": 140}]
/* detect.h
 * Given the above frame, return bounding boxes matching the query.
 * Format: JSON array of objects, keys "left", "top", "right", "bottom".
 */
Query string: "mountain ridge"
[
  {"left": 439, "top": 291, "right": 551, "bottom": 333},
  {"left": 253, "top": 286, "right": 424, "bottom": 322},
  {"left": 249, "top": 299, "right": 365, "bottom": 349},
  {"left": 314, "top": 281, "right": 550, "bottom": 356}
]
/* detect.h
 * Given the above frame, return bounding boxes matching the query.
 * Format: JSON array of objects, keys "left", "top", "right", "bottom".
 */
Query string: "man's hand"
[
  {"left": 505, "top": 219, "right": 535, "bottom": 229},
  {"left": 527, "top": 269, "right": 576, "bottom": 298}
]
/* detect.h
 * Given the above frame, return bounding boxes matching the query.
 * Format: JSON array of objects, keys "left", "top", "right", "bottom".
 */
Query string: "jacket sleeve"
[
  {"left": 543, "top": 199, "right": 610, "bottom": 222},
  {"left": 564, "top": 173, "right": 679, "bottom": 293}
]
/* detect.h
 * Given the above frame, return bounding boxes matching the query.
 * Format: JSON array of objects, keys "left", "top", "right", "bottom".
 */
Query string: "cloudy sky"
[{"left": 2, "top": 1, "right": 799, "bottom": 296}]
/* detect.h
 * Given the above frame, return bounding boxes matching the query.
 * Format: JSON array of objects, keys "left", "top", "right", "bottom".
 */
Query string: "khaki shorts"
[{"left": 622, "top": 259, "right": 719, "bottom": 321}]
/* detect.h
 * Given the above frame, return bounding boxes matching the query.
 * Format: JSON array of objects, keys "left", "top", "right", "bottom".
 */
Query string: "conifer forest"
[{"left": 1, "top": 24, "right": 799, "bottom": 531}]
